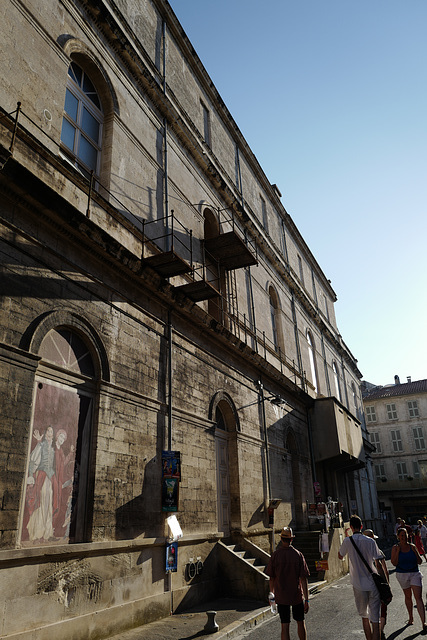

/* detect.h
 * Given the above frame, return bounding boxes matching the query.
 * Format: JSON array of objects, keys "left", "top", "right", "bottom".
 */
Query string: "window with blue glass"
[{"left": 60, "top": 62, "right": 103, "bottom": 179}]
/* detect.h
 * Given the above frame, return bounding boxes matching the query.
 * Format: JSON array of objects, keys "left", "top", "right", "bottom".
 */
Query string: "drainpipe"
[
  {"left": 257, "top": 379, "right": 274, "bottom": 553},
  {"left": 162, "top": 20, "right": 170, "bottom": 242},
  {"left": 163, "top": 23, "right": 173, "bottom": 612},
  {"left": 167, "top": 309, "right": 173, "bottom": 450},
  {"left": 257, "top": 380, "right": 272, "bottom": 502}
]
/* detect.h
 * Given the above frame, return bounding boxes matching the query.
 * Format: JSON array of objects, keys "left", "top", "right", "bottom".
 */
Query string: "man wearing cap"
[
  {"left": 265, "top": 526, "right": 310, "bottom": 640},
  {"left": 338, "top": 515, "right": 383, "bottom": 640}
]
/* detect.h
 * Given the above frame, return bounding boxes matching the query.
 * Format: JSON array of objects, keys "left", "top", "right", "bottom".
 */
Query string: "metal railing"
[{"left": 0, "top": 102, "right": 304, "bottom": 388}]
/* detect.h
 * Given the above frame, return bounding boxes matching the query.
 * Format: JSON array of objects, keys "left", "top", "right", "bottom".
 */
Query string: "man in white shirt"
[{"left": 339, "top": 515, "right": 383, "bottom": 640}]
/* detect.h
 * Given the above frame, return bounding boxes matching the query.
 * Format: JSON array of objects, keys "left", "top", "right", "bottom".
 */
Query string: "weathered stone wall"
[{"left": 0, "top": 0, "right": 368, "bottom": 636}]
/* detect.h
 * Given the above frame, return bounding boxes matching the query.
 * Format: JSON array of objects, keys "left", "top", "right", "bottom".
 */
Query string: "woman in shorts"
[{"left": 391, "top": 527, "right": 426, "bottom": 631}]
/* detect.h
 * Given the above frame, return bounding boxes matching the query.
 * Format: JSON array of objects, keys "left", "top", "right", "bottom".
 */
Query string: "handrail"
[{"left": 206, "top": 292, "right": 304, "bottom": 385}]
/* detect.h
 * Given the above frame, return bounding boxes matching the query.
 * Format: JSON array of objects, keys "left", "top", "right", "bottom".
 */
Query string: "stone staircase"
[
  {"left": 218, "top": 533, "right": 327, "bottom": 599},
  {"left": 225, "top": 542, "right": 269, "bottom": 575},
  {"left": 292, "top": 530, "right": 322, "bottom": 576},
  {"left": 216, "top": 539, "right": 270, "bottom": 601}
]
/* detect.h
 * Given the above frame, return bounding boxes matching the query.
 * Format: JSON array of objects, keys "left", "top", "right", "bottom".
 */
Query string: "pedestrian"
[
  {"left": 338, "top": 515, "right": 383, "bottom": 640},
  {"left": 401, "top": 519, "right": 413, "bottom": 543},
  {"left": 391, "top": 527, "right": 426, "bottom": 632},
  {"left": 364, "top": 529, "right": 390, "bottom": 640},
  {"left": 417, "top": 519, "right": 427, "bottom": 552},
  {"left": 394, "top": 517, "right": 403, "bottom": 535},
  {"left": 265, "top": 526, "right": 310, "bottom": 640},
  {"left": 414, "top": 529, "right": 427, "bottom": 561}
]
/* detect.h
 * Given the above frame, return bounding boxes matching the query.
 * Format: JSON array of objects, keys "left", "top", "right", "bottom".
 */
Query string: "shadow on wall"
[
  {"left": 174, "top": 546, "right": 220, "bottom": 613},
  {"left": 115, "top": 454, "right": 161, "bottom": 540},
  {"left": 115, "top": 402, "right": 166, "bottom": 540},
  {"left": 247, "top": 503, "right": 266, "bottom": 528}
]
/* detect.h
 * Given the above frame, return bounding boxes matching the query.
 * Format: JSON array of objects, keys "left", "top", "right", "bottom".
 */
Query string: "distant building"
[{"left": 363, "top": 376, "right": 427, "bottom": 531}]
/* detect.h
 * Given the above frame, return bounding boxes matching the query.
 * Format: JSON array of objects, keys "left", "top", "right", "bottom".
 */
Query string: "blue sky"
[{"left": 168, "top": 1, "right": 427, "bottom": 386}]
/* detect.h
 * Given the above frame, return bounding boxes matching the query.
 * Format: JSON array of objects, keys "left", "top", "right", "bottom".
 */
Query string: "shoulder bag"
[{"left": 349, "top": 535, "right": 392, "bottom": 604}]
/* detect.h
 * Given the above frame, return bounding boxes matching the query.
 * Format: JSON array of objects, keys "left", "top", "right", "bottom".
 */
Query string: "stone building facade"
[
  {"left": 0, "top": 0, "right": 378, "bottom": 637},
  {"left": 363, "top": 377, "right": 427, "bottom": 532}
]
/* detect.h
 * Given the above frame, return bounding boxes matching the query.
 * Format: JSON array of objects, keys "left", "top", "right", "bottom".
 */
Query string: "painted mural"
[{"left": 21, "top": 382, "right": 80, "bottom": 546}]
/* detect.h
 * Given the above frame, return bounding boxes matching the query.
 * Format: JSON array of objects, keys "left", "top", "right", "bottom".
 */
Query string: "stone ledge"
[{"left": 0, "top": 532, "right": 224, "bottom": 567}]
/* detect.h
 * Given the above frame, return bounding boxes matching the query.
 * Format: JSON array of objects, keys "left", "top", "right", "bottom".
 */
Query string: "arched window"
[
  {"left": 333, "top": 361, "right": 342, "bottom": 403},
  {"left": 306, "top": 330, "right": 318, "bottom": 393},
  {"left": 20, "top": 328, "right": 98, "bottom": 547},
  {"left": 351, "top": 382, "right": 360, "bottom": 420},
  {"left": 60, "top": 61, "right": 103, "bottom": 179},
  {"left": 204, "top": 208, "right": 225, "bottom": 322},
  {"left": 269, "top": 286, "right": 281, "bottom": 352}
]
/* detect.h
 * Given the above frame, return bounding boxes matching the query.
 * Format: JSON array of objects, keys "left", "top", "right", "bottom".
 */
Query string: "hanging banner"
[
  {"left": 161, "top": 451, "right": 181, "bottom": 512},
  {"left": 162, "top": 477, "right": 179, "bottom": 512},
  {"left": 166, "top": 541, "right": 178, "bottom": 572},
  {"left": 162, "top": 451, "right": 181, "bottom": 480}
]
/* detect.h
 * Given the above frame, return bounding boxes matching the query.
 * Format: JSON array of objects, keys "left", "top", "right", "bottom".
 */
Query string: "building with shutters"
[
  {"left": 0, "top": 0, "right": 379, "bottom": 636},
  {"left": 363, "top": 376, "right": 427, "bottom": 532}
]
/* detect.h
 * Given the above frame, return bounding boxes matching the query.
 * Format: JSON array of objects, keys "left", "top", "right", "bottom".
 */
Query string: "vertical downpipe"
[
  {"left": 167, "top": 309, "right": 173, "bottom": 451},
  {"left": 258, "top": 380, "right": 273, "bottom": 551},
  {"left": 163, "top": 20, "right": 172, "bottom": 612},
  {"left": 162, "top": 20, "right": 170, "bottom": 246}
]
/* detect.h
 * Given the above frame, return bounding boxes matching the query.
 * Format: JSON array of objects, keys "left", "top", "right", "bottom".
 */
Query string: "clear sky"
[{"left": 168, "top": 0, "right": 427, "bottom": 387}]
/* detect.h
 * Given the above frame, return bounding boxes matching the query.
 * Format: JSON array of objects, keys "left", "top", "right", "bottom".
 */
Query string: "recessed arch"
[
  {"left": 332, "top": 360, "right": 342, "bottom": 403},
  {"left": 19, "top": 317, "right": 105, "bottom": 547},
  {"left": 20, "top": 309, "right": 110, "bottom": 382},
  {"left": 203, "top": 208, "right": 226, "bottom": 322},
  {"left": 209, "top": 391, "right": 241, "bottom": 534},
  {"left": 267, "top": 283, "right": 283, "bottom": 353},
  {"left": 59, "top": 36, "right": 119, "bottom": 116},
  {"left": 58, "top": 37, "right": 119, "bottom": 191},
  {"left": 208, "top": 391, "right": 240, "bottom": 432}
]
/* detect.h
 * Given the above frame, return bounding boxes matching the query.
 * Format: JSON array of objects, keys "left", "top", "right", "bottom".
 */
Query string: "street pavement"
[{"left": 107, "top": 559, "right": 427, "bottom": 640}]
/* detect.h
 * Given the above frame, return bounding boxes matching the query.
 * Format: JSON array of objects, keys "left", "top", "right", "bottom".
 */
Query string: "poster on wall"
[
  {"left": 166, "top": 541, "right": 178, "bottom": 572},
  {"left": 161, "top": 450, "right": 181, "bottom": 512},
  {"left": 162, "top": 477, "right": 179, "bottom": 512},
  {"left": 20, "top": 381, "right": 81, "bottom": 546},
  {"left": 162, "top": 451, "right": 181, "bottom": 480}
]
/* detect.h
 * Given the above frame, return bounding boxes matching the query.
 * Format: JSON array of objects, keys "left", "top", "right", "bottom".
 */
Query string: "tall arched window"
[
  {"left": 20, "top": 328, "right": 97, "bottom": 547},
  {"left": 306, "top": 330, "right": 318, "bottom": 393},
  {"left": 333, "top": 361, "right": 342, "bottom": 403},
  {"left": 204, "top": 208, "right": 226, "bottom": 322},
  {"left": 351, "top": 382, "right": 360, "bottom": 420},
  {"left": 60, "top": 61, "right": 103, "bottom": 179},
  {"left": 269, "top": 286, "right": 281, "bottom": 352}
]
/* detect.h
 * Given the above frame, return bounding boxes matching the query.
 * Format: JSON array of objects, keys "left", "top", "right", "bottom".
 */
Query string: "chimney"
[
  {"left": 394, "top": 375, "right": 400, "bottom": 385},
  {"left": 407, "top": 376, "right": 412, "bottom": 384}
]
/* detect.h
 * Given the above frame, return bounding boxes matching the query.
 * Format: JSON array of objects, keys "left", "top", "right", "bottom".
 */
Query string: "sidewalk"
[
  {"left": 106, "top": 597, "right": 270, "bottom": 640},
  {"left": 106, "top": 581, "right": 326, "bottom": 640}
]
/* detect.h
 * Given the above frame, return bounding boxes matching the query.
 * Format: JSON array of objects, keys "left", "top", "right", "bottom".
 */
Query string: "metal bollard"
[{"left": 204, "top": 610, "right": 219, "bottom": 633}]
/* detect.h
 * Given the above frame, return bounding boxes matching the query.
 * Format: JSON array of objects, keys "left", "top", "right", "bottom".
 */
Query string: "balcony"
[
  {"left": 0, "top": 102, "right": 304, "bottom": 389},
  {"left": 204, "top": 230, "right": 257, "bottom": 270},
  {"left": 310, "top": 397, "right": 364, "bottom": 470}
]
